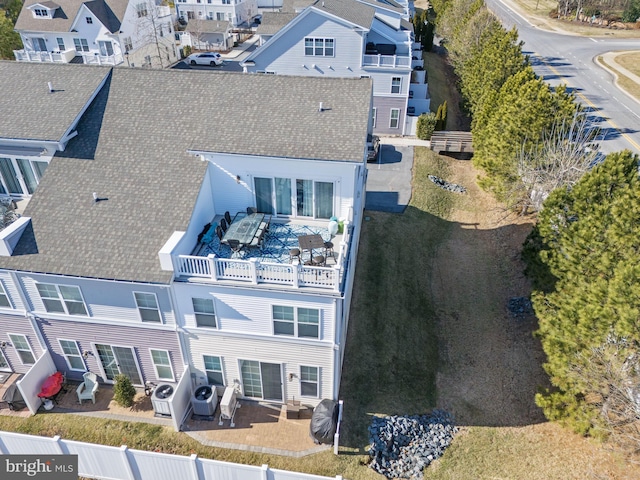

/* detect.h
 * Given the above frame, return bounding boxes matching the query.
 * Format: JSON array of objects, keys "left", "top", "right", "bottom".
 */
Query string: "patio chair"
[
  {"left": 228, "top": 239, "right": 243, "bottom": 257},
  {"left": 224, "top": 211, "right": 232, "bottom": 225},
  {"left": 216, "top": 225, "right": 223, "bottom": 242},
  {"left": 246, "top": 206, "right": 257, "bottom": 215},
  {"left": 76, "top": 372, "right": 98, "bottom": 404},
  {"left": 220, "top": 217, "right": 228, "bottom": 232}
]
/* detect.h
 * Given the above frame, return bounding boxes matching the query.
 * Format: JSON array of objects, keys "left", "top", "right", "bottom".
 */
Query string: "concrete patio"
[{"left": 0, "top": 381, "right": 327, "bottom": 457}]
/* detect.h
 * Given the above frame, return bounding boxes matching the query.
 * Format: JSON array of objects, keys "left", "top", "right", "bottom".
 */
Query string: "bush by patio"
[{"left": 113, "top": 375, "right": 136, "bottom": 408}]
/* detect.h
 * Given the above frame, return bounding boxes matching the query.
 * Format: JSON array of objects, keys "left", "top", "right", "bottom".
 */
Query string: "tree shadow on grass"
[{"left": 338, "top": 205, "right": 548, "bottom": 450}]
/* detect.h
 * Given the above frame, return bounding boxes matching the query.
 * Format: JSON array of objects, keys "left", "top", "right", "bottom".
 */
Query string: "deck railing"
[
  {"left": 362, "top": 54, "right": 411, "bottom": 68},
  {"left": 13, "top": 49, "right": 74, "bottom": 63},
  {"left": 174, "top": 255, "right": 342, "bottom": 291}
]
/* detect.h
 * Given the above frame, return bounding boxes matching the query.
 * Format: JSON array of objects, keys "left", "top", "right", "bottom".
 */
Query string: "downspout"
[{"left": 9, "top": 271, "right": 48, "bottom": 352}]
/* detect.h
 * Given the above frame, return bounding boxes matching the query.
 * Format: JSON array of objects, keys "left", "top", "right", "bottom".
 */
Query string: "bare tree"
[
  {"left": 513, "top": 111, "right": 602, "bottom": 212},
  {"left": 134, "top": 0, "right": 176, "bottom": 68},
  {"left": 571, "top": 337, "right": 640, "bottom": 460}
]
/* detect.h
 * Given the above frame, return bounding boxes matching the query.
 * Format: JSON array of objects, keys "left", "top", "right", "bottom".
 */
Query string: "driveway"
[{"left": 365, "top": 139, "right": 415, "bottom": 213}]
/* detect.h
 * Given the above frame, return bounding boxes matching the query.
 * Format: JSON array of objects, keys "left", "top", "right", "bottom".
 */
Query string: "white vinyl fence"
[{"left": 0, "top": 431, "right": 344, "bottom": 480}]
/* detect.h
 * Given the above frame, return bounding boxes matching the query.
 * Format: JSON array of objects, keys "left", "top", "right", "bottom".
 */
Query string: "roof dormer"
[{"left": 27, "top": 1, "right": 60, "bottom": 19}]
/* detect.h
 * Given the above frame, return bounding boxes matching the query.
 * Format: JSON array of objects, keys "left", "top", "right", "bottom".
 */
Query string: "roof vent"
[
  {"left": 48, "top": 81, "right": 53, "bottom": 93},
  {"left": 318, "top": 102, "right": 324, "bottom": 112}
]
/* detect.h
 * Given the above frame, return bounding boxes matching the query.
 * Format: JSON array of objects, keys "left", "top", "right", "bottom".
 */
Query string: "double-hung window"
[
  {"left": 272, "top": 306, "right": 320, "bottom": 339},
  {"left": 300, "top": 365, "right": 319, "bottom": 397},
  {"left": 73, "top": 38, "right": 89, "bottom": 52},
  {"left": 134, "top": 292, "right": 161, "bottom": 322},
  {"left": 372, "top": 107, "right": 377, "bottom": 128},
  {"left": 203, "top": 355, "right": 224, "bottom": 385},
  {"left": 56, "top": 38, "right": 65, "bottom": 51},
  {"left": 192, "top": 297, "right": 216, "bottom": 328},
  {"left": 0, "top": 281, "right": 11, "bottom": 308},
  {"left": 391, "top": 77, "right": 401, "bottom": 94},
  {"left": 59, "top": 339, "right": 85, "bottom": 371},
  {"left": 36, "top": 283, "right": 88, "bottom": 316},
  {"left": 304, "top": 37, "right": 334, "bottom": 57},
  {"left": 150, "top": 349, "right": 174, "bottom": 381},
  {"left": 136, "top": 3, "right": 148, "bottom": 17},
  {"left": 390, "top": 108, "right": 400, "bottom": 129},
  {"left": 8, "top": 334, "right": 35, "bottom": 364}
]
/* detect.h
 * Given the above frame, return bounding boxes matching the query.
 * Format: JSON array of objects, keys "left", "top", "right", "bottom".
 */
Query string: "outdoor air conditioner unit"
[
  {"left": 219, "top": 386, "right": 239, "bottom": 427},
  {"left": 151, "top": 383, "right": 175, "bottom": 417},
  {"left": 192, "top": 385, "right": 218, "bottom": 416}
]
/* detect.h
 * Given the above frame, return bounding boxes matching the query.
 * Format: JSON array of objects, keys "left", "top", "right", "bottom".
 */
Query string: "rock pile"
[
  {"left": 507, "top": 296, "right": 534, "bottom": 318},
  {"left": 428, "top": 175, "right": 466, "bottom": 194},
  {"left": 368, "top": 410, "right": 457, "bottom": 479}
]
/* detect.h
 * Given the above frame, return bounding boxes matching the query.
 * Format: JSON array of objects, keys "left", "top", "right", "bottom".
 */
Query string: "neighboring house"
[
  {"left": 14, "top": 0, "right": 178, "bottom": 68},
  {"left": 175, "top": 0, "right": 258, "bottom": 28},
  {"left": 0, "top": 63, "right": 372, "bottom": 415},
  {"left": 183, "top": 19, "right": 233, "bottom": 51},
  {"left": 242, "top": 0, "right": 428, "bottom": 135}
]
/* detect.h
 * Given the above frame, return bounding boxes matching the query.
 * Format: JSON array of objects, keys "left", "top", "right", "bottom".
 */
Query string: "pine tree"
[{"left": 525, "top": 150, "right": 640, "bottom": 444}]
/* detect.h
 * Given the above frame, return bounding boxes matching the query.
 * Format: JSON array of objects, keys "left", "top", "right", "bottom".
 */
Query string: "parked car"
[
  {"left": 187, "top": 52, "right": 223, "bottom": 66},
  {"left": 367, "top": 134, "right": 380, "bottom": 162}
]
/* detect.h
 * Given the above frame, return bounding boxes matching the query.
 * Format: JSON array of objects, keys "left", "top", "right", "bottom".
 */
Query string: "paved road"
[{"left": 485, "top": 0, "right": 640, "bottom": 155}]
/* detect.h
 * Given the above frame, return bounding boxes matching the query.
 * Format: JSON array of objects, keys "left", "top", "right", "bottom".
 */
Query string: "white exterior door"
[{"left": 95, "top": 344, "right": 143, "bottom": 385}]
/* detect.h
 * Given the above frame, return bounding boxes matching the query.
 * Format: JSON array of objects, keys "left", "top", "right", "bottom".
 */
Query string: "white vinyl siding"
[
  {"left": 8, "top": 334, "right": 35, "bottom": 364},
  {"left": 59, "top": 339, "right": 85, "bottom": 371},
  {"left": 150, "top": 349, "right": 174, "bottom": 381},
  {"left": 36, "top": 283, "right": 88, "bottom": 316},
  {"left": 134, "top": 292, "right": 161, "bottom": 323}
]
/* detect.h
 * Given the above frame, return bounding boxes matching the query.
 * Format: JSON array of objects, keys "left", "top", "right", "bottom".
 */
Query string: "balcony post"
[
  {"left": 249, "top": 258, "right": 259, "bottom": 284},
  {"left": 333, "top": 266, "right": 341, "bottom": 292},
  {"left": 207, "top": 254, "right": 218, "bottom": 281},
  {"left": 292, "top": 263, "right": 300, "bottom": 288}
]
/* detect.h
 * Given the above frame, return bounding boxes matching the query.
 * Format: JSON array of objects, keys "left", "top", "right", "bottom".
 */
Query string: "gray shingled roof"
[
  {"left": 281, "top": 0, "right": 313, "bottom": 12},
  {"left": 84, "top": 0, "right": 121, "bottom": 33},
  {"left": 0, "top": 67, "right": 372, "bottom": 284},
  {"left": 186, "top": 19, "right": 230, "bottom": 34},
  {"left": 358, "top": 0, "right": 404, "bottom": 13},
  {"left": 256, "top": 12, "right": 297, "bottom": 35},
  {"left": 0, "top": 61, "right": 110, "bottom": 143},
  {"left": 311, "top": 0, "right": 375, "bottom": 29},
  {"left": 15, "top": 0, "right": 128, "bottom": 33}
]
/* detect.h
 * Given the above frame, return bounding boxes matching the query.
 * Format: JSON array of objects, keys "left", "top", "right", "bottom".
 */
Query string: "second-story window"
[
  {"left": 304, "top": 37, "right": 334, "bottom": 57},
  {"left": 272, "top": 306, "right": 320, "bottom": 339},
  {"left": 36, "top": 283, "right": 88, "bottom": 316},
  {"left": 134, "top": 292, "right": 161, "bottom": 322},
  {"left": 0, "top": 281, "right": 12, "bottom": 308},
  {"left": 192, "top": 297, "right": 217, "bottom": 328},
  {"left": 86, "top": 16, "right": 93, "bottom": 24},
  {"left": 56, "top": 38, "right": 65, "bottom": 51},
  {"left": 124, "top": 37, "right": 133, "bottom": 52},
  {"left": 391, "top": 77, "right": 401, "bottom": 94},
  {"left": 136, "top": 3, "right": 148, "bottom": 17},
  {"left": 73, "top": 38, "right": 89, "bottom": 52}
]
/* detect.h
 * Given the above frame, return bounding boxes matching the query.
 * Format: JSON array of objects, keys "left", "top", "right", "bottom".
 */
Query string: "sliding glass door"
[
  {"left": 255, "top": 176, "right": 333, "bottom": 219},
  {"left": 95, "top": 344, "right": 143, "bottom": 385},
  {"left": 239, "top": 360, "right": 283, "bottom": 401},
  {"left": 0, "top": 157, "right": 49, "bottom": 196}
]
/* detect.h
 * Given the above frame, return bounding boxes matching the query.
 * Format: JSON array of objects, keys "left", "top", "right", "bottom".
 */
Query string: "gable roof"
[
  {"left": 15, "top": 0, "right": 127, "bottom": 33},
  {"left": 0, "top": 61, "right": 110, "bottom": 144},
  {"left": 256, "top": 12, "right": 297, "bottom": 35},
  {"left": 357, "top": 0, "right": 404, "bottom": 13},
  {"left": 0, "top": 67, "right": 372, "bottom": 284},
  {"left": 84, "top": 0, "right": 121, "bottom": 33},
  {"left": 186, "top": 19, "right": 231, "bottom": 34}
]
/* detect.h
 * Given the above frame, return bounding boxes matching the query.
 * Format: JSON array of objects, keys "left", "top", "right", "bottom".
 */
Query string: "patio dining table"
[
  {"left": 222, "top": 212, "right": 265, "bottom": 246},
  {"left": 298, "top": 234, "right": 325, "bottom": 260}
]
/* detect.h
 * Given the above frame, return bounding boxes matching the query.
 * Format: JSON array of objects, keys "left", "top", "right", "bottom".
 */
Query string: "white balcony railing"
[
  {"left": 362, "top": 54, "right": 411, "bottom": 68},
  {"left": 13, "top": 49, "right": 75, "bottom": 63},
  {"left": 82, "top": 52, "right": 124, "bottom": 66},
  {"left": 174, "top": 255, "right": 342, "bottom": 291}
]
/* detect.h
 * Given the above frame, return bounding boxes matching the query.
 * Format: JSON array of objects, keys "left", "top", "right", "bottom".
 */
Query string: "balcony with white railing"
[
  {"left": 362, "top": 54, "right": 411, "bottom": 69},
  {"left": 170, "top": 219, "right": 354, "bottom": 293},
  {"left": 13, "top": 48, "right": 76, "bottom": 63},
  {"left": 82, "top": 52, "right": 124, "bottom": 66}
]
